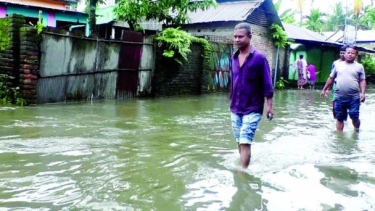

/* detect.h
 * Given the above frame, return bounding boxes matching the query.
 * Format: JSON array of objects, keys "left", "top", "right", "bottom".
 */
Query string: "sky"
[{"left": 276, "top": 0, "right": 373, "bottom": 15}]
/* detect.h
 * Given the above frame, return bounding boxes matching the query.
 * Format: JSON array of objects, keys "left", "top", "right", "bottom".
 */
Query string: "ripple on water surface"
[{"left": 0, "top": 91, "right": 374, "bottom": 210}]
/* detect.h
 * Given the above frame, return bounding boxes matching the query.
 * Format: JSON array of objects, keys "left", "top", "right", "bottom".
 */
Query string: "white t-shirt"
[{"left": 329, "top": 62, "right": 365, "bottom": 98}]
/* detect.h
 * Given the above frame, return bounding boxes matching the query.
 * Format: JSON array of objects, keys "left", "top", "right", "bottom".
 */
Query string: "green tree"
[
  {"left": 85, "top": 0, "right": 105, "bottom": 37},
  {"left": 303, "top": 9, "right": 325, "bottom": 32},
  {"left": 274, "top": 0, "right": 297, "bottom": 24},
  {"left": 323, "top": 2, "right": 345, "bottom": 31},
  {"left": 113, "top": 0, "right": 217, "bottom": 31},
  {"left": 361, "top": 6, "right": 375, "bottom": 29}
]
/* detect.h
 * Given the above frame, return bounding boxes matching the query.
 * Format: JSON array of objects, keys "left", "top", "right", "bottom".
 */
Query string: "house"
[
  {"left": 323, "top": 30, "right": 375, "bottom": 44},
  {"left": 96, "top": 5, "right": 162, "bottom": 39},
  {"left": 0, "top": 0, "right": 88, "bottom": 35},
  {"left": 182, "top": 0, "right": 282, "bottom": 72},
  {"left": 323, "top": 30, "right": 375, "bottom": 51},
  {"left": 283, "top": 23, "right": 375, "bottom": 84}
]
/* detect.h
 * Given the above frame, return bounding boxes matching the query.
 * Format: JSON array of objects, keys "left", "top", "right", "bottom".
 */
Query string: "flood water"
[{"left": 0, "top": 89, "right": 374, "bottom": 211}]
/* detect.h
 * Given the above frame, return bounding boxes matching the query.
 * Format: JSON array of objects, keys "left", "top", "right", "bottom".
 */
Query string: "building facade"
[{"left": 0, "top": 0, "right": 88, "bottom": 35}]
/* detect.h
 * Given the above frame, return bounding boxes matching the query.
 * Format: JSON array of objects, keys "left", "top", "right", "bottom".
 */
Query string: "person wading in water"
[{"left": 230, "top": 22, "right": 274, "bottom": 168}]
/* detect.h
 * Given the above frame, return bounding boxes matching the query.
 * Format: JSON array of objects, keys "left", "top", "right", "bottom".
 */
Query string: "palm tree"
[
  {"left": 353, "top": 0, "right": 362, "bottom": 16},
  {"left": 274, "top": 0, "right": 297, "bottom": 24},
  {"left": 324, "top": 2, "right": 346, "bottom": 31},
  {"left": 303, "top": 9, "right": 325, "bottom": 32},
  {"left": 361, "top": 6, "right": 375, "bottom": 29}
]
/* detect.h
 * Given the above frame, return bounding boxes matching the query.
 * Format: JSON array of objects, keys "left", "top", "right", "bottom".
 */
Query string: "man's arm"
[
  {"left": 360, "top": 79, "right": 366, "bottom": 95},
  {"left": 262, "top": 58, "right": 274, "bottom": 99},
  {"left": 321, "top": 67, "right": 336, "bottom": 98},
  {"left": 322, "top": 77, "right": 334, "bottom": 92},
  {"left": 262, "top": 58, "right": 274, "bottom": 115},
  {"left": 359, "top": 64, "right": 366, "bottom": 102},
  {"left": 359, "top": 64, "right": 366, "bottom": 95}
]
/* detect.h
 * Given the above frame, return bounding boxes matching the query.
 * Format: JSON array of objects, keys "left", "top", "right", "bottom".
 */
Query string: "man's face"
[
  {"left": 234, "top": 29, "right": 251, "bottom": 49},
  {"left": 345, "top": 48, "right": 357, "bottom": 62},
  {"left": 339, "top": 51, "right": 345, "bottom": 60}
]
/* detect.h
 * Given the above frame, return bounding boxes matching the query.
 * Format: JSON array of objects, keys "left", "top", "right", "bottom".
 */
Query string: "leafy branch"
[
  {"left": 270, "top": 23, "right": 290, "bottom": 48},
  {"left": 114, "top": 0, "right": 217, "bottom": 31}
]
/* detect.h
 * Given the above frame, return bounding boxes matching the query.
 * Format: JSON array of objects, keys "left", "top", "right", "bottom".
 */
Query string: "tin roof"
[
  {"left": 283, "top": 22, "right": 328, "bottom": 42},
  {"left": 322, "top": 30, "right": 375, "bottom": 43},
  {"left": 186, "top": 0, "right": 264, "bottom": 24},
  {"left": 283, "top": 22, "right": 375, "bottom": 53}
]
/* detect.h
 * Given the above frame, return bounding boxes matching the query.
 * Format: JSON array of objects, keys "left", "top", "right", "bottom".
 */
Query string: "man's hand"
[
  {"left": 266, "top": 106, "right": 274, "bottom": 120},
  {"left": 360, "top": 93, "right": 365, "bottom": 102},
  {"left": 320, "top": 90, "right": 328, "bottom": 98}
]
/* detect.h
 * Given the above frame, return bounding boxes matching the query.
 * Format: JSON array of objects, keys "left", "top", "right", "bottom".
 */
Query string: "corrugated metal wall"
[
  {"left": 37, "top": 32, "right": 155, "bottom": 104},
  {"left": 138, "top": 35, "right": 155, "bottom": 95},
  {"left": 117, "top": 31, "right": 143, "bottom": 99}
]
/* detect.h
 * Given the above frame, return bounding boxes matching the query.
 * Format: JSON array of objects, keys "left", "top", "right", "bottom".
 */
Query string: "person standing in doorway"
[
  {"left": 296, "top": 55, "right": 307, "bottom": 89},
  {"left": 230, "top": 22, "right": 274, "bottom": 168},
  {"left": 320, "top": 46, "right": 366, "bottom": 132},
  {"left": 330, "top": 46, "right": 346, "bottom": 119}
]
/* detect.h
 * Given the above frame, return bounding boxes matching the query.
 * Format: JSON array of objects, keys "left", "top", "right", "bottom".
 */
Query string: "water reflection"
[{"left": 228, "top": 171, "right": 265, "bottom": 211}]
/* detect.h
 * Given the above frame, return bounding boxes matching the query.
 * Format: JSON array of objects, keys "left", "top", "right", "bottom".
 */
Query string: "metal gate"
[{"left": 117, "top": 31, "right": 144, "bottom": 99}]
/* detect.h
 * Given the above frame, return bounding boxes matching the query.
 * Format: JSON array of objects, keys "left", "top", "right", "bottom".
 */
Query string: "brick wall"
[
  {"left": 153, "top": 44, "right": 204, "bottom": 96},
  {"left": 0, "top": 14, "right": 24, "bottom": 86},
  {"left": 19, "top": 27, "right": 40, "bottom": 105},
  {"left": 0, "top": 15, "right": 40, "bottom": 105},
  {"left": 184, "top": 22, "right": 289, "bottom": 81}
]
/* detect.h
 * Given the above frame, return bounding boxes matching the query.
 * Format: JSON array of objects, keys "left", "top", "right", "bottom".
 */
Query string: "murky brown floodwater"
[{"left": 0, "top": 89, "right": 374, "bottom": 211}]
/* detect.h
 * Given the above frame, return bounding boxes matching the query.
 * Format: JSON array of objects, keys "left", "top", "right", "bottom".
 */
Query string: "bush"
[
  {"left": 0, "top": 74, "right": 25, "bottom": 106},
  {"left": 361, "top": 55, "right": 375, "bottom": 76}
]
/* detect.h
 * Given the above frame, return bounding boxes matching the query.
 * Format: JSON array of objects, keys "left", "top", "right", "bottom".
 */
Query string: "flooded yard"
[{"left": 0, "top": 89, "right": 374, "bottom": 210}]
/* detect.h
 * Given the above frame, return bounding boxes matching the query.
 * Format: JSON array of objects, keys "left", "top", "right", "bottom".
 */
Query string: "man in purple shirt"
[{"left": 230, "top": 22, "right": 274, "bottom": 168}]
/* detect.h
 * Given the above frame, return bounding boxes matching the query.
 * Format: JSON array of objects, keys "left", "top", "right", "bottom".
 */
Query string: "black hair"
[
  {"left": 234, "top": 22, "right": 252, "bottom": 37},
  {"left": 299, "top": 55, "right": 304, "bottom": 59},
  {"left": 345, "top": 45, "right": 356, "bottom": 51}
]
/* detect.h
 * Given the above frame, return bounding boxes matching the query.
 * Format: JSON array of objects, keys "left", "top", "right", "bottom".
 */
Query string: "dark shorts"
[{"left": 334, "top": 97, "right": 360, "bottom": 122}]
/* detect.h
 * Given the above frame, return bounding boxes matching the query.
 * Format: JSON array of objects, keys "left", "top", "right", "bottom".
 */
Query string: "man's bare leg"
[
  {"left": 239, "top": 144, "right": 251, "bottom": 168},
  {"left": 352, "top": 119, "right": 360, "bottom": 132},
  {"left": 336, "top": 120, "right": 344, "bottom": 131}
]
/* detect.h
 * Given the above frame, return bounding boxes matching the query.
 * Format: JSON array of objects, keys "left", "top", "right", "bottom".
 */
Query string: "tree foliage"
[
  {"left": 85, "top": 0, "right": 105, "bottom": 36},
  {"left": 155, "top": 27, "right": 212, "bottom": 65},
  {"left": 302, "top": 9, "right": 325, "bottom": 32},
  {"left": 362, "top": 6, "right": 375, "bottom": 29},
  {"left": 270, "top": 23, "right": 289, "bottom": 48},
  {"left": 113, "top": 0, "right": 217, "bottom": 31},
  {"left": 156, "top": 27, "right": 193, "bottom": 63},
  {"left": 274, "top": 0, "right": 297, "bottom": 24}
]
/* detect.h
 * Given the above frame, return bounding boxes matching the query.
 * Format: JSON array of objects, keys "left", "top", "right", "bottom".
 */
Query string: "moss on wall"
[{"left": 0, "top": 18, "right": 10, "bottom": 51}]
